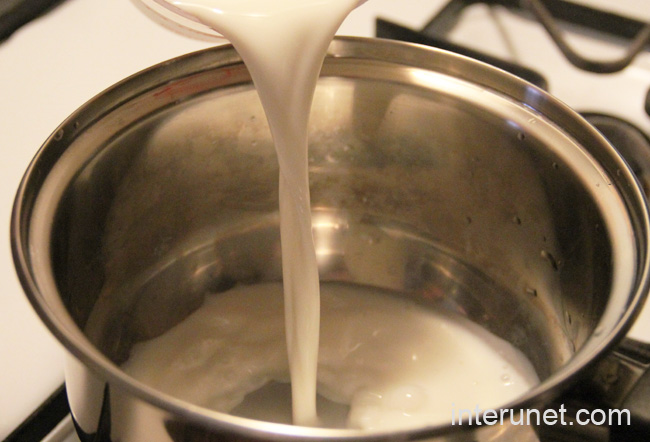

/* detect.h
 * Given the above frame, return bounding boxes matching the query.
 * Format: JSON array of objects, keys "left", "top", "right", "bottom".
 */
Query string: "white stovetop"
[{"left": 1, "top": 0, "right": 649, "bottom": 439}]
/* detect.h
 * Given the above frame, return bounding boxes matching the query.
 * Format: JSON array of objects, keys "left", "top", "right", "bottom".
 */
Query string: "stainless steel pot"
[{"left": 11, "top": 37, "right": 650, "bottom": 441}]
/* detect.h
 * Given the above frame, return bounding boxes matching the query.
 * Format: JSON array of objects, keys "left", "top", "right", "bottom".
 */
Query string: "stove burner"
[
  {"left": 524, "top": 0, "right": 650, "bottom": 73},
  {"left": 378, "top": 0, "right": 650, "bottom": 74}
]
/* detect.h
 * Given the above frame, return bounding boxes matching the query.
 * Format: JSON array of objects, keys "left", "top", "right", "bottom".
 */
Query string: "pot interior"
[{"left": 18, "top": 38, "right": 646, "bottom": 435}]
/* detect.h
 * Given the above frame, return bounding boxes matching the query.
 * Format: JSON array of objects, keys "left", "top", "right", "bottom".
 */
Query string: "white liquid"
[
  {"left": 168, "top": 0, "right": 359, "bottom": 426},
  {"left": 123, "top": 283, "right": 539, "bottom": 430}
]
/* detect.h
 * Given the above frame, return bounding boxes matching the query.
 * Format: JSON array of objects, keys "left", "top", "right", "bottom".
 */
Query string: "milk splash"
[{"left": 167, "top": 0, "right": 360, "bottom": 426}]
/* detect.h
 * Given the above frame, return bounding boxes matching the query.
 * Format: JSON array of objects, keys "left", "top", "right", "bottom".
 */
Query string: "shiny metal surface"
[{"left": 11, "top": 37, "right": 650, "bottom": 441}]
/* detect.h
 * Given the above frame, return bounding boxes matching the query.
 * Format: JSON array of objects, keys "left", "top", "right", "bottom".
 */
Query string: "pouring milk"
[
  {"left": 125, "top": 0, "right": 540, "bottom": 429},
  {"left": 164, "top": 0, "right": 361, "bottom": 426}
]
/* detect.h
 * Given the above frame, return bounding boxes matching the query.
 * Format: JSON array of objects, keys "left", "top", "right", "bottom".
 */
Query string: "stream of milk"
[
  {"left": 125, "top": 0, "right": 540, "bottom": 428},
  {"left": 166, "top": 0, "right": 360, "bottom": 426}
]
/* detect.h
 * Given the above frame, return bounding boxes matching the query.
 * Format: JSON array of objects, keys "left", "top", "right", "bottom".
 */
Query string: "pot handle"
[{"left": 537, "top": 338, "right": 650, "bottom": 441}]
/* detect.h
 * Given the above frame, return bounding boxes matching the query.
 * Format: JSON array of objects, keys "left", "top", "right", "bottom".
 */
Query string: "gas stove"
[{"left": 1, "top": 1, "right": 649, "bottom": 441}]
